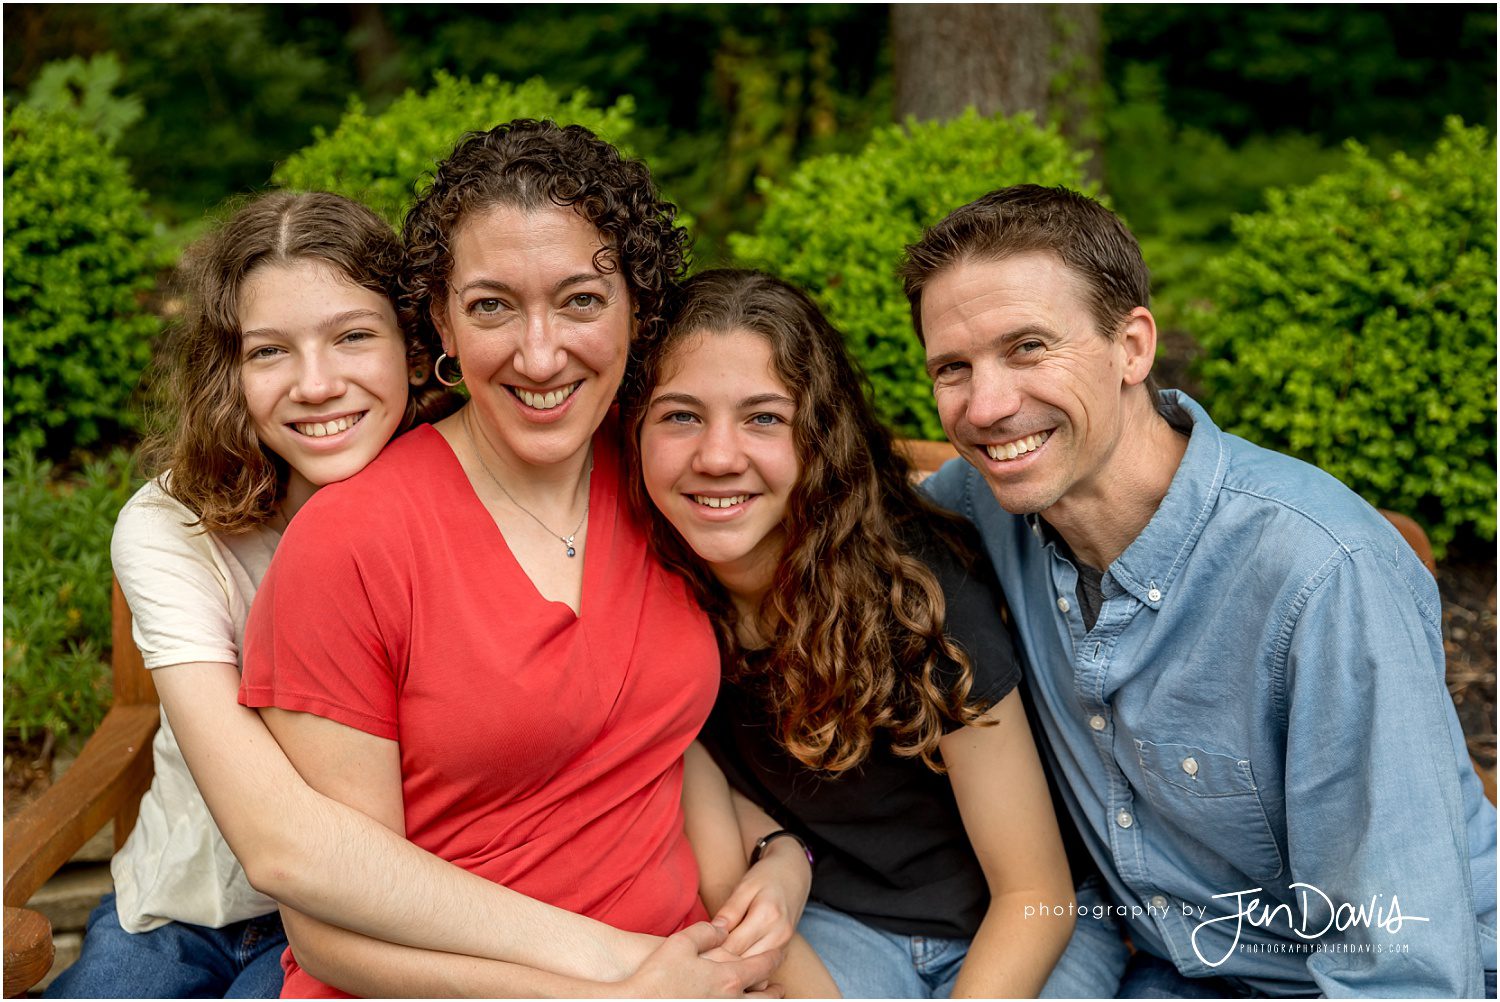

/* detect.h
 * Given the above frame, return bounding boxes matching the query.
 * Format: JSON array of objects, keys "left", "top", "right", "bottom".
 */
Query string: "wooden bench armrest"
[
  {"left": 3, "top": 906, "right": 53, "bottom": 998},
  {"left": 3, "top": 704, "right": 159, "bottom": 908}
]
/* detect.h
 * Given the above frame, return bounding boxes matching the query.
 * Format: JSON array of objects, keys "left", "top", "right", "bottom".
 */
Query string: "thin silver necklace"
[{"left": 463, "top": 411, "right": 592, "bottom": 558}]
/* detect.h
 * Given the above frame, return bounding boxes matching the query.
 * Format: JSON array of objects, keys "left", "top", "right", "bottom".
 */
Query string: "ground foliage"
[{"left": 3, "top": 448, "right": 142, "bottom": 741}]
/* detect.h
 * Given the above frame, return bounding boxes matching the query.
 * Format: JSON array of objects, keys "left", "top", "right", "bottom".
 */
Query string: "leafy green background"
[{"left": 3, "top": 4, "right": 1495, "bottom": 741}]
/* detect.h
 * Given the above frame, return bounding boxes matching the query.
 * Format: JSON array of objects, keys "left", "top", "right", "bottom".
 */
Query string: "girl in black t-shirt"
[{"left": 625, "top": 269, "right": 1075, "bottom": 998}]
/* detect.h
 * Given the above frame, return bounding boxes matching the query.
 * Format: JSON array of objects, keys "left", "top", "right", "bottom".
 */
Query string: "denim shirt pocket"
[{"left": 1135, "top": 739, "right": 1285, "bottom": 883}]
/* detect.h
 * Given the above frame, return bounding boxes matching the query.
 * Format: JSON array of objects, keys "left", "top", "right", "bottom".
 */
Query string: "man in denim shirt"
[{"left": 910, "top": 185, "right": 1497, "bottom": 997}]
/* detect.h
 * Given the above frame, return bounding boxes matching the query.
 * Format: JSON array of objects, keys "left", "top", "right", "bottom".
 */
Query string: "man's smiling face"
[{"left": 922, "top": 251, "right": 1133, "bottom": 515}]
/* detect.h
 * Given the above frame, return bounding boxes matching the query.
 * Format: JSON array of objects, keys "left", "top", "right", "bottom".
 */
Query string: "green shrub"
[
  {"left": 3, "top": 448, "right": 143, "bottom": 742},
  {"left": 273, "top": 72, "right": 637, "bottom": 228},
  {"left": 4, "top": 105, "right": 161, "bottom": 459},
  {"left": 1192, "top": 118, "right": 1496, "bottom": 556},
  {"left": 730, "top": 109, "right": 1092, "bottom": 439}
]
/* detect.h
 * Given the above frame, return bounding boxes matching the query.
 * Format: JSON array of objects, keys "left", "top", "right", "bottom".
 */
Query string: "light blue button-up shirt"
[{"left": 925, "top": 391, "right": 1497, "bottom": 997}]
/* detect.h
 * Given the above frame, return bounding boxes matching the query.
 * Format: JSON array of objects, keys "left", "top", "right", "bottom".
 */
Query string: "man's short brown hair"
[{"left": 900, "top": 184, "right": 1152, "bottom": 344}]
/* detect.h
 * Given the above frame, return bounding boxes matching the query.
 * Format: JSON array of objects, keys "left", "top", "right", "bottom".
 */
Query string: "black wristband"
[{"left": 749, "top": 829, "right": 814, "bottom": 867}]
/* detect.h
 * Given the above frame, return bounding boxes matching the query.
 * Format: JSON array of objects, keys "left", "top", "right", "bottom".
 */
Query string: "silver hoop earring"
[{"left": 434, "top": 353, "right": 464, "bottom": 387}]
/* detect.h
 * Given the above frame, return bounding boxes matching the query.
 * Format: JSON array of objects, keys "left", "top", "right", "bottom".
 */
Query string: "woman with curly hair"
[
  {"left": 628, "top": 269, "right": 1077, "bottom": 998},
  {"left": 238, "top": 123, "right": 790, "bottom": 998}
]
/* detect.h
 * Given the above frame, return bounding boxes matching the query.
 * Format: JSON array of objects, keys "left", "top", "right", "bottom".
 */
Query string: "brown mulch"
[
  {"left": 1441, "top": 556, "right": 1497, "bottom": 769},
  {"left": 4, "top": 731, "right": 55, "bottom": 821}
]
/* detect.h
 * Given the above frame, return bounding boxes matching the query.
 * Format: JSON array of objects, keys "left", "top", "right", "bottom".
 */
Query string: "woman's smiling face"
[
  {"left": 435, "top": 203, "right": 633, "bottom": 470},
  {"left": 640, "top": 328, "right": 800, "bottom": 592}
]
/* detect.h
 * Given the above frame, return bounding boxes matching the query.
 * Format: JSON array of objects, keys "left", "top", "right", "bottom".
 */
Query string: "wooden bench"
[
  {"left": 0, "top": 445, "right": 1484, "bottom": 995},
  {"left": 4, "top": 580, "right": 157, "bottom": 998}
]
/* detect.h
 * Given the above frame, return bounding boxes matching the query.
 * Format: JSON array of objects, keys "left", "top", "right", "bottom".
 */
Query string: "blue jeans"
[
  {"left": 1117, "top": 951, "right": 1246, "bottom": 999},
  {"left": 797, "top": 900, "right": 971, "bottom": 998},
  {"left": 1039, "top": 877, "right": 1131, "bottom": 998},
  {"left": 799, "top": 881, "right": 1131, "bottom": 999},
  {"left": 44, "top": 892, "right": 286, "bottom": 999},
  {"left": 1115, "top": 950, "right": 1498, "bottom": 999}
]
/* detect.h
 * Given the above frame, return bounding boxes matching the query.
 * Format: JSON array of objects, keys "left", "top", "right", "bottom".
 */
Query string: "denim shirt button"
[
  {"left": 1150, "top": 895, "right": 1168, "bottom": 911},
  {"left": 1148, "top": 587, "right": 1162, "bottom": 602},
  {"left": 1117, "top": 810, "right": 1134, "bottom": 829},
  {"left": 1057, "top": 596, "right": 1071, "bottom": 613},
  {"left": 1089, "top": 714, "right": 1107, "bottom": 731},
  {"left": 1182, "top": 756, "right": 1199, "bottom": 776}
]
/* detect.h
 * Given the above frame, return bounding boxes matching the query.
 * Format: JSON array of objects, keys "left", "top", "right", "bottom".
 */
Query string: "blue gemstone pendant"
[{"left": 566, "top": 546, "right": 577, "bottom": 557}]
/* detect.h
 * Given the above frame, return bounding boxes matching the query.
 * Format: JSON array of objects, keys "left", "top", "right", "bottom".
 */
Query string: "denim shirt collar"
[{"left": 1024, "top": 390, "right": 1228, "bottom": 610}]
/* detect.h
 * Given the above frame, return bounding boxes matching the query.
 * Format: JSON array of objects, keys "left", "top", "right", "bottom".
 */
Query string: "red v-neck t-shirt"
[{"left": 240, "top": 419, "right": 718, "bottom": 998}]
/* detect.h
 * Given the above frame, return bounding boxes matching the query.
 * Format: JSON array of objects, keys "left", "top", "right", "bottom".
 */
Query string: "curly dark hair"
[
  {"left": 624, "top": 269, "right": 993, "bottom": 774},
  {"left": 400, "top": 119, "right": 689, "bottom": 366},
  {"left": 142, "top": 191, "right": 459, "bottom": 534}
]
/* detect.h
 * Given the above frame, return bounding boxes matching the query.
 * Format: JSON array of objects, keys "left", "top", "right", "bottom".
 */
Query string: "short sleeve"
[
  {"left": 911, "top": 520, "right": 1022, "bottom": 723},
  {"left": 111, "top": 481, "right": 241, "bottom": 670},
  {"left": 238, "top": 496, "right": 401, "bottom": 741}
]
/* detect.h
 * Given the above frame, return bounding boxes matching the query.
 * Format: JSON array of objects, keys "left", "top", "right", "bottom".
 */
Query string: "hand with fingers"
[
  {"left": 712, "top": 834, "right": 813, "bottom": 959},
  {"left": 620, "top": 920, "right": 785, "bottom": 998}
]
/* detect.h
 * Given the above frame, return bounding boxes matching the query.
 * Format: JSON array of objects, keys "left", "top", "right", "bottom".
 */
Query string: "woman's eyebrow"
[{"left": 453, "top": 273, "right": 617, "bottom": 297}]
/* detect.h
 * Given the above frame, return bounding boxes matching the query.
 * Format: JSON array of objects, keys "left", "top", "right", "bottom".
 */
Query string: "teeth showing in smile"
[
  {"left": 293, "top": 413, "right": 364, "bottom": 438},
  {"left": 513, "top": 382, "right": 582, "bottom": 410},
  {"left": 986, "top": 430, "right": 1051, "bottom": 462},
  {"left": 693, "top": 494, "right": 749, "bottom": 509}
]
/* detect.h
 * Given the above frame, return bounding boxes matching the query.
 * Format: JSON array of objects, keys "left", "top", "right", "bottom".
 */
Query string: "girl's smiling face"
[
  {"left": 238, "top": 259, "right": 410, "bottom": 515},
  {"left": 640, "top": 328, "right": 800, "bottom": 594}
]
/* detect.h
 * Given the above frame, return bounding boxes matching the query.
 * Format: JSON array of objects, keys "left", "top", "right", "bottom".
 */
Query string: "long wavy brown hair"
[
  {"left": 142, "top": 191, "right": 458, "bottom": 533},
  {"left": 625, "top": 269, "right": 992, "bottom": 773}
]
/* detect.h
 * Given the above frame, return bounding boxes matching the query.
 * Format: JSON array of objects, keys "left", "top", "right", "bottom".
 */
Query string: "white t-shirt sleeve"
[{"left": 111, "top": 479, "right": 241, "bottom": 670}]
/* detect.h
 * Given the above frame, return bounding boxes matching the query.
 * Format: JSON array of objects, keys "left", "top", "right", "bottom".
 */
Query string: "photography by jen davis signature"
[{"left": 1191, "top": 884, "right": 1430, "bottom": 968}]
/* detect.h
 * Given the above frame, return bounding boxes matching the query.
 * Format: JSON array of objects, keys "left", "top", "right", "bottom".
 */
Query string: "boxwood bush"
[
  {"left": 273, "top": 72, "right": 636, "bottom": 228},
  {"left": 1193, "top": 118, "right": 1496, "bottom": 556},
  {"left": 730, "top": 109, "right": 1093, "bottom": 439},
  {"left": 4, "top": 105, "right": 160, "bottom": 459}
]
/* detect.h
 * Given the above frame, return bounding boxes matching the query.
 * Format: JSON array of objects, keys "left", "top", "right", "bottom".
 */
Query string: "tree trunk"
[
  {"left": 348, "top": 3, "right": 405, "bottom": 99},
  {"left": 891, "top": 4, "right": 1102, "bottom": 173}
]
